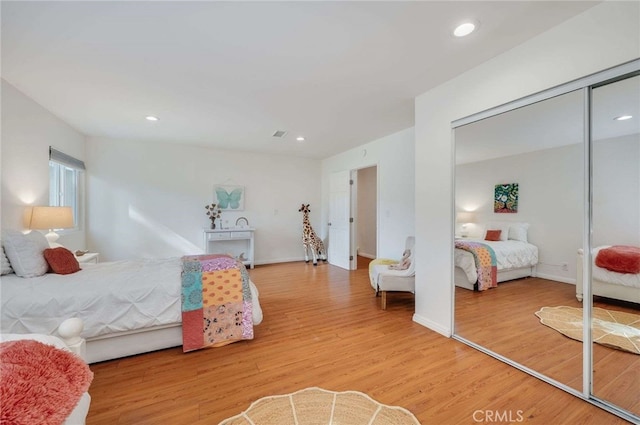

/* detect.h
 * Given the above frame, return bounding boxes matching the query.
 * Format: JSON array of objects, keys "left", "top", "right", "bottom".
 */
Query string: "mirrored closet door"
[
  {"left": 590, "top": 73, "right": 640, "bottom": 417},
  {"left": 452, "top": 60, "right": 640, "bottom": 423},
  {"left": 453, "top": 89, "right": 585, "bottom": 392}
]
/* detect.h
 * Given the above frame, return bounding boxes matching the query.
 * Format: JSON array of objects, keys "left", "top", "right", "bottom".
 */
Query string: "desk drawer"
[
  {"left": 231, "top": 231, "right": 252, "bottom": 239},
  {"left": 207, "top": 232, "right": 231, "bottom": 240}
]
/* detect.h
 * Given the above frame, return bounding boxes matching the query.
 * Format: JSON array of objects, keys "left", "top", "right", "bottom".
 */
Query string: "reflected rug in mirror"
[
  {"left": 219, "top": 387, "right": 421, "bottom": 425},
  {"left": 535, "top": 306, "right": 640, "bottom": 355}
]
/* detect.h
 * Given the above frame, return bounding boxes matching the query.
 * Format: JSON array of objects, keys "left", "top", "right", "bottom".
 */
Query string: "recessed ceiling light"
[
  {"left": 145, "top": 116, "right": 159, "bottom": 121},
  {"left": 296, "top": 136, "right": 305, "bottom": 142},
  {"left": 453, "top": 21, "right": 476, "bottom": 37},
  {"left": 614, "top": 115, "right": 633, "bottom": 121}
]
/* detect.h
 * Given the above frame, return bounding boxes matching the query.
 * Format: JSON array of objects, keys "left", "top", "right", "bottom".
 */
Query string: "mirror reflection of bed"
[{"left": 453, "top": 77, "right": 640, "bottom": 419}]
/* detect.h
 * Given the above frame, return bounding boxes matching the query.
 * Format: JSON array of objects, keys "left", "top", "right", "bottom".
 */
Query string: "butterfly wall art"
[{"left": 214, "top": 185, "right": 245, "bottom": 210}]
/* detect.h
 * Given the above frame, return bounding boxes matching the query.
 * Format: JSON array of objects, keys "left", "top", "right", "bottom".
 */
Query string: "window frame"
[{"left": 48, "top": 156, "right": 85, "bottom": 233}]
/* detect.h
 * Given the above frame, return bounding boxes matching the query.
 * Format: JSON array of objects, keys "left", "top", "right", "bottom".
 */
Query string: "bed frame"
[
  {"left": 85, "top": 324, "right": 182, "bottom": 364},
  {"left": 454, "top": 266, "right": 535, "bottom": 290},
  {"left": 54, "top": 318, "right": 182, "bottom": 364},
  {"left": 576, "top": 249, "right": 640, "bottom": 304}
]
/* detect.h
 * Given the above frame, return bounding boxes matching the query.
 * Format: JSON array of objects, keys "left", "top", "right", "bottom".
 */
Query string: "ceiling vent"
[{"left": 272, "top": 130, "right": 288, "bottom": 138}]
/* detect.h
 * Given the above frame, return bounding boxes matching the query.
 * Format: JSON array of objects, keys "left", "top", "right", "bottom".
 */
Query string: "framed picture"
[
  {"left": 494, "top": 183, "right": 518, "bottom": 213},
  {"left": 214, "top": 185, "right": 245, "bottom": 211}
]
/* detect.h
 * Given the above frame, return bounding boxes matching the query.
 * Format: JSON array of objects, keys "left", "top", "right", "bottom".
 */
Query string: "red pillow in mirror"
[
  {"left": 485, "top": 230, "right": 502, "bottom": 241},
  {"left": 43, "top": 247, "right": 81, "bottom": 275}
]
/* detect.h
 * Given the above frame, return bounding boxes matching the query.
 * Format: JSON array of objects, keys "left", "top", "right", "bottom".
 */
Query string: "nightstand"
[{"left": 75, "top": 252, "right": 99, "bottom": 264}]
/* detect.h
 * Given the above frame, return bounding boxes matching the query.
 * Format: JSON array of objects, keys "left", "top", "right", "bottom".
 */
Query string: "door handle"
[{"left": 328, "top": 222, "right": 332, "bottom": 226}]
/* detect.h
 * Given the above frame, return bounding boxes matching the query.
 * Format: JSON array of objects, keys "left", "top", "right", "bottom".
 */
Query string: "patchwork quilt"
[
  {"left": 181, "top": 254, "right": 253, "bottom": 352},
  {"left": 455, "top": 240, "right": 497, "bottom": 291}
]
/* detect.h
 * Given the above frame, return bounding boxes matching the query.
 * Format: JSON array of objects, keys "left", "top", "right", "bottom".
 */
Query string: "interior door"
[{"left": 328, "top": 170, "right": 351, "bottom": 270}]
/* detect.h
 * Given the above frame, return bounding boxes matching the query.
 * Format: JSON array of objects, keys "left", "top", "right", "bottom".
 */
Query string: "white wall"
[
  {"left": 86, "top": 137, "right": 321, "bottom": 263},
  {"left": 593, "top": 134, "right": 640, "bottom": 247},
  {"left": 322, "top": 127, "right": 414, "bottom": 260},
  {"left": 356, "top": 166, "right": 377, "bottom": 258},
  {"left": 414, "top": 2, "right": 640, "bottom": 336},
  {"left": 1, "top": 80, "right": 87, "bottom": 250}
]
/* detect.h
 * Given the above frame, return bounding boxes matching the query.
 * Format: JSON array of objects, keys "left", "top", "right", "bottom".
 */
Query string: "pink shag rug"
[{"left": 0, "top": 339, "right": 93, "bottom": 425}]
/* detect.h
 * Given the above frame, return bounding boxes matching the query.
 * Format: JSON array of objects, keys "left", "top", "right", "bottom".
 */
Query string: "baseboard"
[
  {"left": 358, "top": 252, "right": 376, "bottom": 259},
  {"left": 412, "top": 313, "right": 451, "bottom": 338},
  {"left": 535, "top": 272, "right": 576, "bottom": 285},
  {"left": 254, "top": 256, "right": 314, "bottom": 265}
]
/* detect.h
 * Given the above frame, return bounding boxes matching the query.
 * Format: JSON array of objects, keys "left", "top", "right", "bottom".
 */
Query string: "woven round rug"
[
  {"left": 219, "top": 387, "right": 421, "bottom": 425},
  {"left": 535, "top": 306, "right": 640, "bottom": 354}
]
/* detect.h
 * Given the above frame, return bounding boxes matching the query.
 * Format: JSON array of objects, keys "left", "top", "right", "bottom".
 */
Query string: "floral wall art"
[{"left": 494, "top": 183, "right": 518, "bottom": 213}]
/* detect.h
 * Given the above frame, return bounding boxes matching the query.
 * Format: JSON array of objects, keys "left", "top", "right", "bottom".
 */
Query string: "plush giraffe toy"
[{"left": 298, "top": 204, "right": 327, "bottom": 266}]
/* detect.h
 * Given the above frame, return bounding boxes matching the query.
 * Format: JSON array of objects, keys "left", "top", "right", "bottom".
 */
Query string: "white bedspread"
[
  {"left": 1, "top": 258, "right": 182, "bottom": 338},
  {"left": 455, "top": 239, "right": 538, "bottom": 283}
]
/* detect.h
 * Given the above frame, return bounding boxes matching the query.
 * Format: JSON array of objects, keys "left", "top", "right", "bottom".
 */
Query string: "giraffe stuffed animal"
[{"left": 298, "top": 204, "right": 327, "bottom": 266}]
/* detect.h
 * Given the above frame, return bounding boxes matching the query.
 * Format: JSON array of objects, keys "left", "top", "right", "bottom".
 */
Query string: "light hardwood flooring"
[
  {"left": 455, "top": 277, "right": 640, "bottom": 417},
  {"left": 87, "top": 259, "right": 632, "bottom": 424}
]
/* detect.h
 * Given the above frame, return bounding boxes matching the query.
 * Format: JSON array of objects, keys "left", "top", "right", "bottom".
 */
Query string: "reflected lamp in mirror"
[
  {"left": 29, "top": 206, "right": 74, "bottom": 245},
  {"left": 456, "top": 211, "right": 476, "bottom": 237}
]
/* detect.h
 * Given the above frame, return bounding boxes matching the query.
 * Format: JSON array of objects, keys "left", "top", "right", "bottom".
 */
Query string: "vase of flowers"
[{"left": 205, "top": 203, "right": 221, "bottom": 229}]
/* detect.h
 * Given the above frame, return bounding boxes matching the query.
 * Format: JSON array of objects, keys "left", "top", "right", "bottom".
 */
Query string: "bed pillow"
[
  {"left": 1, "top": 245, "right": 14, "bottom": 275},
  {"left": 485, "top": 222, "right": 510, "bottom": 241},
  {"left": 485, "top": 230, "right": 502, "bottom": 241},
  {"left": 44, "top": 247, "right": 81, "bottom": 275},
  {"left": 2, "top": 230, "right": 49, "bottom": 278},
  {"left": 508, "top": 222, "right": 530, "bottom": 243},
  {"left": 595, "top": 245, "right": 640, "bottom": 274}
]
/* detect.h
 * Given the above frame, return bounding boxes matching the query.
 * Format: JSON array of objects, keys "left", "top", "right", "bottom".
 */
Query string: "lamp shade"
[
  {"left": 30, "top": 206, "right": 74, "bottom": 230},
  {"left": 456, "top": 211, "right": 476, "bottom": 224}
]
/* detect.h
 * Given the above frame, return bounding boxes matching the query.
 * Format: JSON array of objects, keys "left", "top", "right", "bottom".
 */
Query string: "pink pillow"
[
  {"left": 43, "top": 247, "right": 80, "bottom": 275},
  {"left": 485, "top": 230, "right": 502, "bottom": 242},
  {"left": 595, "top": 246, "right": 640, "bottom": 274}
]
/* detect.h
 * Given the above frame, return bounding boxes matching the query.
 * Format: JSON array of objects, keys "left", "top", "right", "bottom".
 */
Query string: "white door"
[{"left": 328, "top": 170, "right": 351, "bottom": 270}]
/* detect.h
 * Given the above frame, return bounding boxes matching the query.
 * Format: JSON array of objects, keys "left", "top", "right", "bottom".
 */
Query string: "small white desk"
[{"left": 203, "top": 228, "right": 255, "bottom": 269}]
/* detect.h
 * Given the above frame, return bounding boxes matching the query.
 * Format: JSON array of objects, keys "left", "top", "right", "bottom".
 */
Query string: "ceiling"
[
  {"left": 1, "top": 1, "right": 600, "bottom": 159},
  {"left": 455, "top": 75, "right": 640, "bottom": 164}
]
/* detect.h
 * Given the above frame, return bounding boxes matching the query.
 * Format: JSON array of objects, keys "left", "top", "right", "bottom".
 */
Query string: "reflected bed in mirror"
[{"left": 454, "top": 222, "right": 538, "bottom": 291}]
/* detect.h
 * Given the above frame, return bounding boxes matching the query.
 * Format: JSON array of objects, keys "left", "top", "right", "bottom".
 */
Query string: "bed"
[
  {"left": 1, "top": 256, "right": 263, "bottom": 363},
  {"left": 576, "top": 247, "right": 640, "bottom": 304},
  {"left": 454, "top": 222, "right": 538, "bottom": 290}
]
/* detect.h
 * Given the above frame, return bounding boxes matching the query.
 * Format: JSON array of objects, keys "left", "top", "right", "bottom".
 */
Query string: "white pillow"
[
  {"left": 2, "top": 230, "right": 49, "bottom": 278},
  {"left": 485, "top": 222, "right": 510, "bottom": 241},
  {"left": 1, "top": 244, "right": 14, "bottom": 275},
  {"left": 508, "top": 222, "right": 530, "bottom": 243}
]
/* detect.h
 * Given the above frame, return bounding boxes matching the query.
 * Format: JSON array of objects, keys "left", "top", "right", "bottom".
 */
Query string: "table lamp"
[
  {"left": 29, "top": 206, "right": 74, "bottom": 245},
  {"left": 456, "top": 211, "right": 476, "bottom": 237}
]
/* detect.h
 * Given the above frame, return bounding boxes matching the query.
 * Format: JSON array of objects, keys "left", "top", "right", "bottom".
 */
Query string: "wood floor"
[
  {"left": 87, "top": 259, "right": 632, "bottom": 424},
  {"left": 455, "top": 278, "right": 640, "bottom": 416}
]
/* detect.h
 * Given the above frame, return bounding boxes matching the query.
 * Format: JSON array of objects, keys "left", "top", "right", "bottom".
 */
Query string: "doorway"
[
  {"left": 328, "top": 165, "right": 378, "bottom": 271},
  {"left": 354, "top": 165, "right": 377, "bottom": 270}
]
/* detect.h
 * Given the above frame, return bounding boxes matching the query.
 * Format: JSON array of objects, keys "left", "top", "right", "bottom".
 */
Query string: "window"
[{"left": 49, "top": 147, "right": 85, "bottom": 229}]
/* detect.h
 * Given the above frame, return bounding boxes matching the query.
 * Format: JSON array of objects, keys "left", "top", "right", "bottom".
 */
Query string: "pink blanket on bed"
[
  {"left": 455, "top": 240, "right": 498, "bottom": 291},
  {"left": 181, "top": 254, "right": 254, "bottom": 352},
  {"left": 595, "top": 245, "right": 640, "bottom": 274},
  {"left": 0, "top": 340, "right": 93, "bottom": 425}
]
